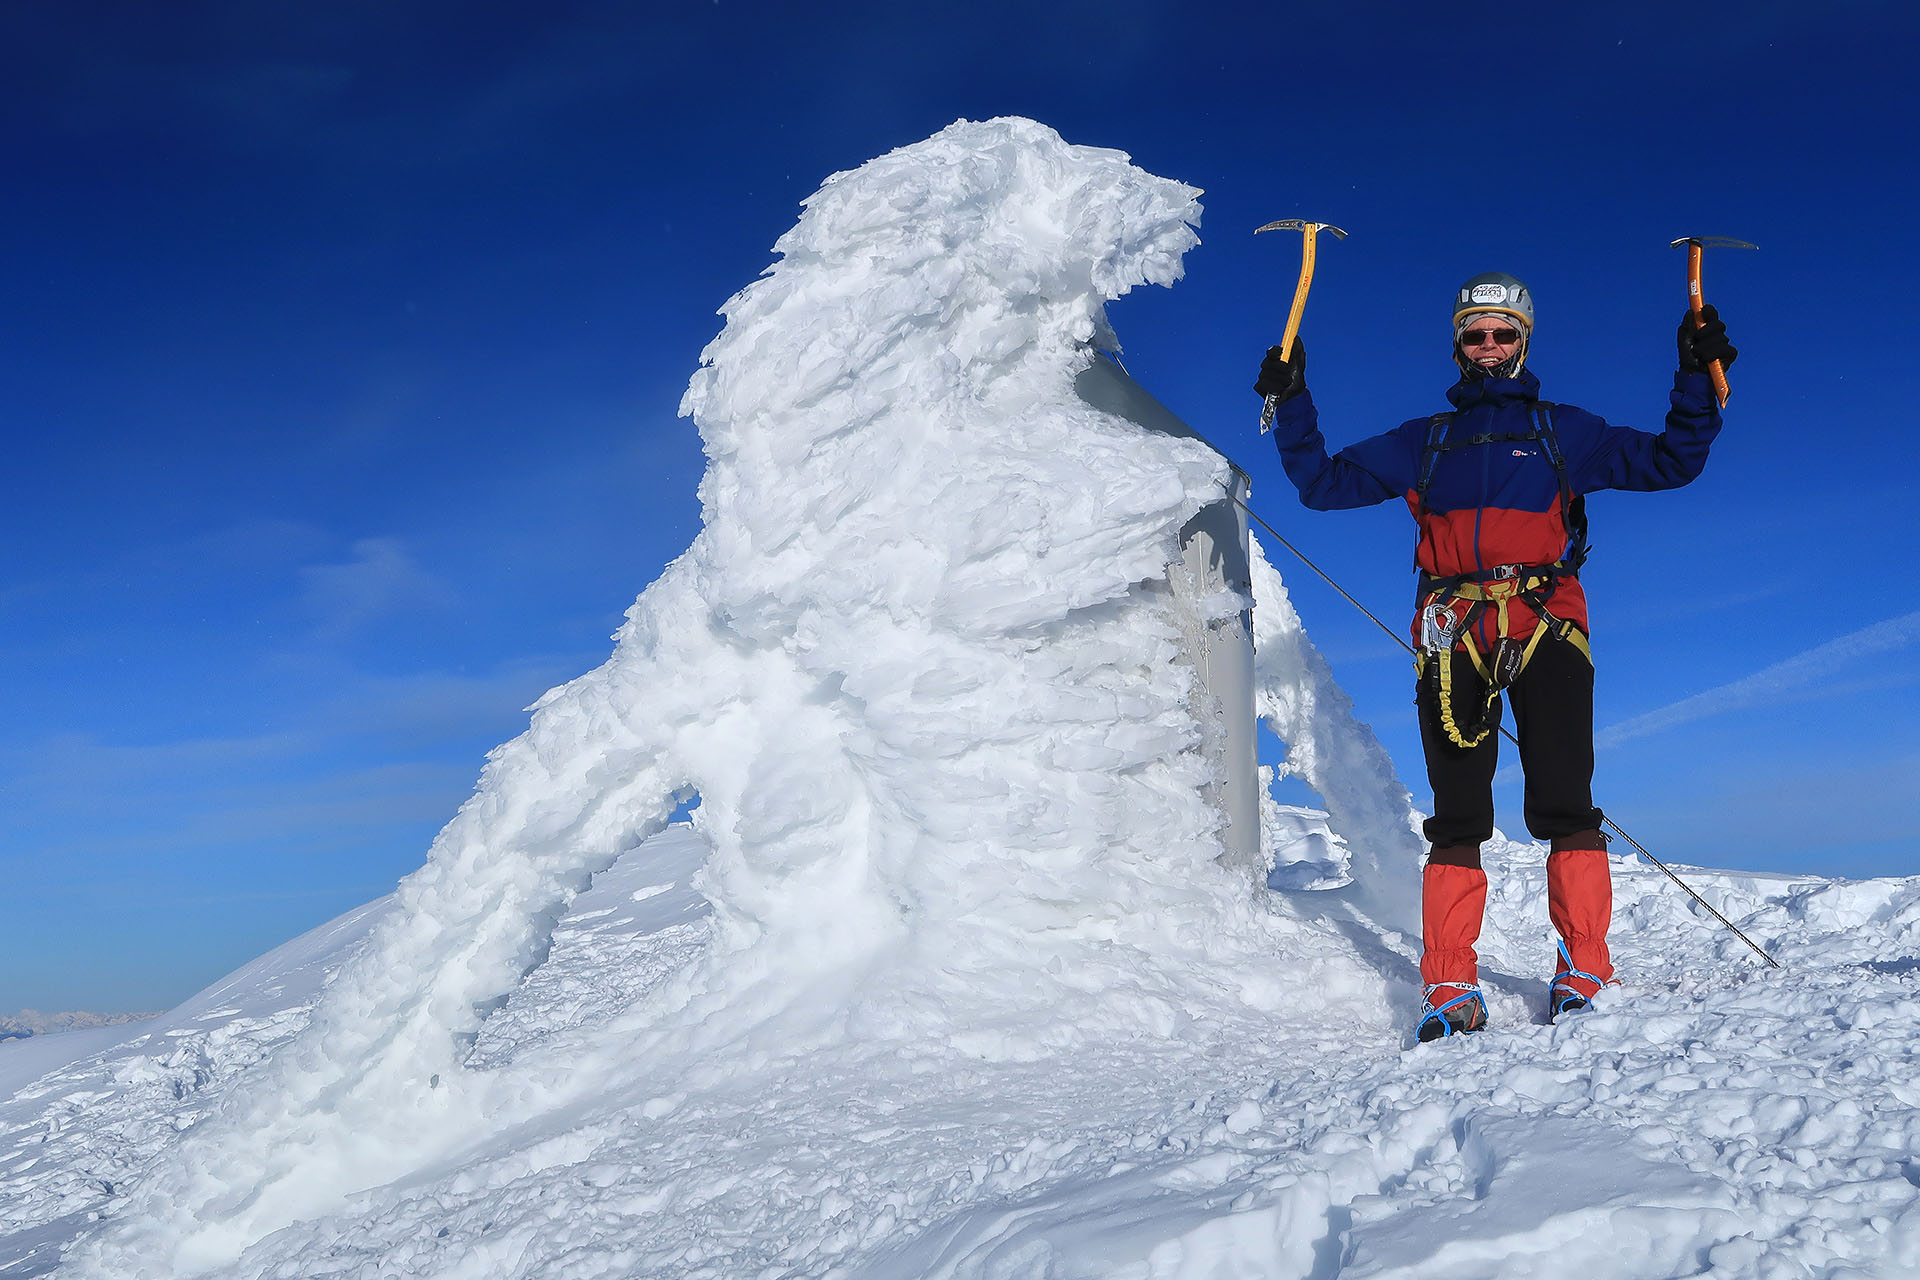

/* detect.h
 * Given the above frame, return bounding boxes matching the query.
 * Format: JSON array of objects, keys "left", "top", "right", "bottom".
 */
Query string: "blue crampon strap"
[
  {"left": 1550, "top": 939, "right": 1605, "bottom": 1014},
  {"left": 1418, "top": 984, "right": 1487, "bottom": 1039}
]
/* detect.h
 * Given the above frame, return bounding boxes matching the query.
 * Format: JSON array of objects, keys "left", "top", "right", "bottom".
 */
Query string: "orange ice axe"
[
  {"left": 1256, "top": 219, "right": 1347, "bottom": 432},
  {"left": 1670, "top": 235, "right": 1757, "bottom": 408}
]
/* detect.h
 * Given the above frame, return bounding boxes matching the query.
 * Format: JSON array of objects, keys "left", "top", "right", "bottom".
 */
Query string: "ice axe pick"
[
  {"left": 1255, "top": 219, "right": 1347, "bottom": 432},
  {"left": 1670, "top": 234, "right": 1757, "bottom": 408}
]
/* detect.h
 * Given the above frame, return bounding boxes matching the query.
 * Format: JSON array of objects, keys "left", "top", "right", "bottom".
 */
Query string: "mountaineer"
[{"left": 1256, "top": 272, "right": 1737, "bottom": 1041}]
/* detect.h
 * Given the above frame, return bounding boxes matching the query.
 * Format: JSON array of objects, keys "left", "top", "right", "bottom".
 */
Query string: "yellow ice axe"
[
  {"left": 1669, "top": 234, "right": 1757, "bottom": 409},
  {"left": 1256, "top": 219, "right": 1347, "bottom": 432}
]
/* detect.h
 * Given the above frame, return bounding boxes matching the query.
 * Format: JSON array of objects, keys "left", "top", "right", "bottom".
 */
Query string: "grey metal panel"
[{"left": 1075, "top": 354, "right": 1260, "bottom": 871}]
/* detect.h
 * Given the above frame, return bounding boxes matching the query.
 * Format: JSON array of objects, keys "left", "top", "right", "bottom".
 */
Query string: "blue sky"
[{"left": 4, "top": 1, "right": 1916, "bottom": 1012}]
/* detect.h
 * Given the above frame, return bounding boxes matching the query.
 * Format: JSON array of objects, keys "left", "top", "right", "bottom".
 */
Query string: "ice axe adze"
[
  {"left": 1255, "top": 219, "right": 1347, "bottom": 432},
  {"left": 1670, "top": 234, "right": 1757, "bottom": 408}
]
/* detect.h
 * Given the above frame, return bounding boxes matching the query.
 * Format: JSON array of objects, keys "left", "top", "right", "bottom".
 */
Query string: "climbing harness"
[
  {"left": 1411, "top": 403, "right": 1595, "bottom": 749},
  {"left": 1415, "top": 565, "right": 1591, "bottom": 748}
]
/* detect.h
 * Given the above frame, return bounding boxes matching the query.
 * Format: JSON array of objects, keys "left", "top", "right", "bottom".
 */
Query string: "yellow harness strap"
[{"left": 1418, "top": 570, "right": 1590, "bottom": 749}]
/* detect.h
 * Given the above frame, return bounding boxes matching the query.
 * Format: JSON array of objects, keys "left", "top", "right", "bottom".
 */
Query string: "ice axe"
[
  {"left": 1670, "top": 234, "right": 1757, "bottom": 408},
  {"left": 1255, "top": 219, "right": 1347, "bottom": 432}
]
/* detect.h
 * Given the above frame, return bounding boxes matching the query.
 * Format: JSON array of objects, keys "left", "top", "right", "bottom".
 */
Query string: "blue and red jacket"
[{"left": 1268, "top": 368, "right": 1722, "bottom": 647}]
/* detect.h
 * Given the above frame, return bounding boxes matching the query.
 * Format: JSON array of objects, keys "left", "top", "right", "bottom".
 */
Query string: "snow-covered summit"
[
  {"left": 11, "top": 117, "right": 1917, "bottom": 1279},
  {"left": 47, "top": 116, "right": 1409, "bottom": 1278}
]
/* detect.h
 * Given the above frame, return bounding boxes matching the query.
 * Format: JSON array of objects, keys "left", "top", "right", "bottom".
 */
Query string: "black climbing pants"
[{"left": 1417, "top": 629, "right": 1605, "bottom": 853}]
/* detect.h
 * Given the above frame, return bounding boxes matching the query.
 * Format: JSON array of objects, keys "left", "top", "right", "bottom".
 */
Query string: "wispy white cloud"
[
  {"left": 259, "top": 650, "right": 591, "bottom": 746},
  {"left": 298, "top": 537, "right": 458, "bottom": 642},
  {"left": 0, "top": 650, "right": 587, "bottom": 866},
  {"left": 1595, "top": 611, "right": 1920, "bottom": 749},
  {"left": 0, "top": 729, "right": 314, "bottom": 789},
  {"left": 0, "top": 739, "right": 472, "bottom": 865},
  {"left": 1601, "top": 579, "right": 1794, "bottom": 634}
]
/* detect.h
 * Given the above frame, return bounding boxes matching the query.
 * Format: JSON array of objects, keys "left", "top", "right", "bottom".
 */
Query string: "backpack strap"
[
  {"left": 1415, "top": 412, "right": 1454, "bottom": 503},
  {"left": 1530, "top": 402, "right": 1589, "bottom": 573}
]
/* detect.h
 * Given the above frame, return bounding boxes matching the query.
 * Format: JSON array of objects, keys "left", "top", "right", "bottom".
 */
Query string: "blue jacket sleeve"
[
  {"left": 1563, "top": 371, "right": 1723, "bottom": 494},
  {"left": 1268, "top": 390, "right": 1420, "bottom": 510}
]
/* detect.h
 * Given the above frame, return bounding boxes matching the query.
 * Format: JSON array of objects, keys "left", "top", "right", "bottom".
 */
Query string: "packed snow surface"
[
  {"left": 11, "top": 826, "right": 1920, "bottom": 1278},
  {"left": 6, "top": 118, "right": 1915, "bottom": 1277}
]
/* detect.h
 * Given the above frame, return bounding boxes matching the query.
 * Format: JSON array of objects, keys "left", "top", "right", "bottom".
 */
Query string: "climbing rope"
[{"left": 1216, "top": 482, "right": 1782, "bottom": 971}]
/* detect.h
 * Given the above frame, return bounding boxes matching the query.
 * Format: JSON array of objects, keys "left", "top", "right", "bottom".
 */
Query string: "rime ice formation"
[{"left": 57, "top": 119, "right": 1416, "bottom": 1277}]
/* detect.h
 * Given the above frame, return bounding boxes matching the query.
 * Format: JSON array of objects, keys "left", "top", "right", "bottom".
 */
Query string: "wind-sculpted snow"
[
  {"left": 1250, "top": 536, "right": 1423, "bottom": 937},
  {"left": 58, "top": 118, "right": 1381, "bottom": 1277}
]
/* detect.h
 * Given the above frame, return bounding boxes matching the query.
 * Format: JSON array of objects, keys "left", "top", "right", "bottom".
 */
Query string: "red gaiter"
[
  {"left": 1420, "top": 862, "right": 1488, "bottom": 1002},
  {"left": 1547, "top": 847, "right": 1615, "bottom": 998}
]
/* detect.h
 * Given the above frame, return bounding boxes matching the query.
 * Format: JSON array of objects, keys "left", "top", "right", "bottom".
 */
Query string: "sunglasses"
[{"left": 1460, "top": 328, "right": 1521, "bottom": 347}]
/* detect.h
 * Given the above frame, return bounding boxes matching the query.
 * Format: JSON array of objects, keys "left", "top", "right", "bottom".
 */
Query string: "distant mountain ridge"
[{"left": 0, "top": 1009, "right": 157, "bottom": 1040}]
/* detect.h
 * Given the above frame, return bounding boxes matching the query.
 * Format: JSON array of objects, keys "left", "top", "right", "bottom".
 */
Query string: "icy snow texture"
[
  {"left": 56, "top": 118, "right": 1398, "bottom": 1277},
  {"left": 13, "top": 825, "right": 1920, "bottom": 1279},
  {"left": 1250, "top": 536, "right": 1422, "bottom": 936}
]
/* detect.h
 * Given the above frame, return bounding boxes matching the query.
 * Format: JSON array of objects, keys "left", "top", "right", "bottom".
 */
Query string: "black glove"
[
  {"left": 1677, "top": 304, "right": 1738, "bottom": 374},
  {"left": 1255, "top": 338, "right": 1307, "bottom": 404}
]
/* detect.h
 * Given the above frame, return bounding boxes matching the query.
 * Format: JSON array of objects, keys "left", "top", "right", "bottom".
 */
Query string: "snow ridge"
[{"left": 59, "top": 117, "right": 1361, "bottom": 1277}]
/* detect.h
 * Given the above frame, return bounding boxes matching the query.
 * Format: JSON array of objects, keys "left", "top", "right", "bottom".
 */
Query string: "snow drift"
[{"left": 57, "top": 118, "right": 1417, "bottom": 1277}]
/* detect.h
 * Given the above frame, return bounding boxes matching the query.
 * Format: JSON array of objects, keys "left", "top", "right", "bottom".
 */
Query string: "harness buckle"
[{"left": 1489, "top": 563, "right": 1521, "bottom": 581}]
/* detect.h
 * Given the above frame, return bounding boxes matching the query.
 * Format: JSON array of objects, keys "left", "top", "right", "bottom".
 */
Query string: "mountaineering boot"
[
  {"left": 1419, "top": 855, "right": 1489, "bottom": 1041},
  {"left": 1418, "top": 983, "right": 1488, "bottom": 1042},
  {"left": 1549, "top": 940, "right": 1604, "bottom": 1021},
  {"left": 1547, "top": 835, "right": 1615, "bottom": 1021}
]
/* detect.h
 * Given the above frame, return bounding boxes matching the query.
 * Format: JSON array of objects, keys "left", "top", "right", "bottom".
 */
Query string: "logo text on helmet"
[{"left": 1469, "top": 283, "right": 1509, "bottom": 305}]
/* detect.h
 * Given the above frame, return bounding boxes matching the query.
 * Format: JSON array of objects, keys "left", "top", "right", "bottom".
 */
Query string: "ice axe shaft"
[
  {"left": 1671, "top": 235, "right": 1757, "bottom": 408},
  {"left": 1256, "top": 220, "right": 1347, "bottom": 432}
]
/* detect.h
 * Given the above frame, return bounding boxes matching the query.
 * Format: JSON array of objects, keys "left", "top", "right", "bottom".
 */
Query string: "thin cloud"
[
  {"left": 298, "top": 537, "right": 458, "bottom": 642},
  {"left": 0, "top": 729, "right": 313, "bottom": 791},
  {"left": 256, "top": 650, "right": 593, "bottom": 746},
  {"left": 1596, "top": 611, "right": 1920, "bottom": 749}
]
